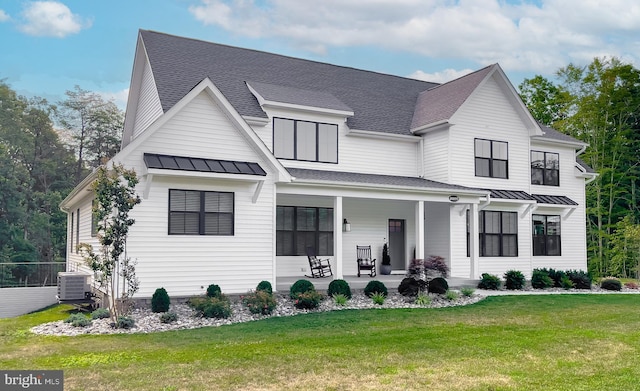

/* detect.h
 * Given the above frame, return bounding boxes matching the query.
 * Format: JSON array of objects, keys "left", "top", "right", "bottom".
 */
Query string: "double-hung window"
[
  {"left": 276, "top": 206, "right": 333, "bottom": 256},
  {"left": 479, "top": 211, "right": 518, "bottom": 256},
  {"left": 531, "top": 151, "right": 559, "bottom": 186},
  {"left": 273, "top": 118, "right": 338, "bottom": 163},
  {"left": 169, "top": 190, "right": 234, "bottom": 235},
  {"left": 532, "top": 215, "right": 561, "bottom": 256},
  {"left": 475, "top": 139, "right": 508, "bottom": 178}
]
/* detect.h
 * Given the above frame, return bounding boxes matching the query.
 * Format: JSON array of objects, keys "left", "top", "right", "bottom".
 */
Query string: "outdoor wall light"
[
  {"left": 449, "top": 195, "right": 459, "bottom": 202},
  {"left": 343, "top": 218, "right": 351, "bottom": 232}
]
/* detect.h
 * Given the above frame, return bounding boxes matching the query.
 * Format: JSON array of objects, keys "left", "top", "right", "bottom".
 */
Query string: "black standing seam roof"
[
  {"left": 488, "top": 189, "right": 534, "bottom": 200},
  {"left": 531, "top": 194, "right": 578, "bottom": 206},
  {"left": 143, "top": 153, "right": 267, "bottom": 176},
  {"left": 488, "top": 189, "right": 578, "bottom": 206}
]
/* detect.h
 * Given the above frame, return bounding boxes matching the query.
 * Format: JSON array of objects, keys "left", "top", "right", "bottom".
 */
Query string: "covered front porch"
[{"left": 275, "top": 275, "right": 479, "bottom": 292}]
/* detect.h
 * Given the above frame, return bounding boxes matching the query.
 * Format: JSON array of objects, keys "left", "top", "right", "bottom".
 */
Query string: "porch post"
[
  {"left": 334, "top": 196, "right": 344, "bottom": 279},
  {"left": 469, "top": 202, "right": 480, "bottom": 279},
  {"left": 415, "top": 201, "right": 425, "bottom": 259}
]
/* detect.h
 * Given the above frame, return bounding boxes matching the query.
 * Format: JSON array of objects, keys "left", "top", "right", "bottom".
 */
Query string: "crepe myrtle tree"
[{"left": 79, "top": 163, "right": 141, "bottom": 323}]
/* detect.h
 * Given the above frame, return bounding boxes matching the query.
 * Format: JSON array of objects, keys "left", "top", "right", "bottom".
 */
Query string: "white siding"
[
  {"left": 131, "top": 58, "right": 163, "bottom": 140},
  {"left": 449, "top": 206, "right": 470, "bottom": 278},
  {"left": 422, "top": 129, "right": 450, "bottom": 182},
  {"left": 449, "top": 75, "right": 531, "bottom": 189},
  {"left": 117, "top": 90, "right": 277, "bottom": 297},
  {"left": 425, "top": 202, "right": 450, "bottom": 263},
  {"left": 251, "top": 107, "right": 419, "bottom": 177},
  {"left": 67, "top": 195, "right": 97, "bottom": 276}
]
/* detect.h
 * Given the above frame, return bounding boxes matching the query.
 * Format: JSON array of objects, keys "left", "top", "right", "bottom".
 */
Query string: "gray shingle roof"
[
  {"left": 140, "top": 30, "right": 438, "bottom": 135},
  {"left": 246, "top": 81, "right": 353, "bottom": 113},
  {"left": 576, "top": 156, "right": 596, "bottom": 173},
  {"left": 287, "top": 168, "right": 485, "bottom": 193},
  {"left": 534, "top": 123, "right": 585, "bottom": 145},
  {"left": 411, "top": 65, "right": 494, "bottom": 131}
]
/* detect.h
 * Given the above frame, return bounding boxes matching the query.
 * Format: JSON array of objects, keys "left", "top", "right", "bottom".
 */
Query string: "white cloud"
[
  {"left": 98, "top": 88, "right": 129, "bottom": 111},
  {"left": 0, "top": 9, "right": 10, "bottom": 22},
  {"left": 188, "top": 0, "right": 640, "bottom": 74},
  {"left": 19, "top": 1, "right": 91, "bottom": 38},
  {"left": 409, "top": 68, "right": 475, "bottom": 84}
]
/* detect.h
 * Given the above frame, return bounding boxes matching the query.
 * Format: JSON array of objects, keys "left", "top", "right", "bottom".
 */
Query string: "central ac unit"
[{"left": 57, "top": 272, "right": 91, "bottom": 301}]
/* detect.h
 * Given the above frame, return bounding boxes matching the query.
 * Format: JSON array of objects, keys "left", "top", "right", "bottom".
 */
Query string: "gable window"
[
  {"left": 169, "top": 189, "right": 234, "bottom": 235},
  {"left": 475, "top": 139, "right": 508, "bottom": 178},
  {"left": 532, "top": 215, "right": 561, "bottom": 256},
  {"left": 276, "top": 206, "right": 333, "bottom": 256},
  {"left": 273, "top": 118, "right": 338, "bottom": 163},
  {"left": 479, "top": 211, "right": 517, "bottom": 257},
  {"left": 531, "top": 151, "right": 559, "bottom": 186}
]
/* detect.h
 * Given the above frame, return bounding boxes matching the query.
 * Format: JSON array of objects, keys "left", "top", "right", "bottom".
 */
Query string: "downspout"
[
  {"left": 585, "top": 174, "right": 598, "bottom": 185},
  {"left": 418, "top": 138, "right": 425, "bottom": 178},
  {"left": 576, "top": 144, "right": 587, "bottom": 156}
]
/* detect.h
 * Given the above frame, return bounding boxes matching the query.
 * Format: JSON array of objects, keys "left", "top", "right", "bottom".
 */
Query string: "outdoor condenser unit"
[{"left": 57, "top": 272, "right": 91, "bottom": 301}]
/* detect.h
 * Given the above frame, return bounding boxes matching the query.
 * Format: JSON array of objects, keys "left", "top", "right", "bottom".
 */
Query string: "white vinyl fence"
[{"left": 0, "top": 286, "right": 58, "bottom": 318}]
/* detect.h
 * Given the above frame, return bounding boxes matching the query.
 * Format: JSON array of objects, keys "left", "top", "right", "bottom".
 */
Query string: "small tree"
[{"left": 79, "top": 164, "right": 141, "bottom": 323}]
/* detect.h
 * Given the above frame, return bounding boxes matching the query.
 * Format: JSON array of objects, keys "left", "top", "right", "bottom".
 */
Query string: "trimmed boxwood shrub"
[
  {"left": 478, "top": 273, "right": 501, "bottom": 290},
  {"left": 364, "top": 280, "right": 388, "bottom": 297},
  {"left": 428, "top": 277, "right": 448, "bottom": 294},
  {"left": 547, "top": 268, "right": 567, "bottom": 288},
  {"left": 531, "top": 269, "right": 554, "bottom": 289},
  {"left": 256, "top": 280, "right": 273, "bottom": 295},
  {"left": 504, "top": 270, "right": 525, "bottom": 290},
  {"left": 206, "top": 284, "right": 222, "bottom": 298},
  {"left": 600, "top": 277, "right": 622, "bottom": 291},
  {"left": 290, "top": 279, "right": 315, "bottom": 299},
  {"left": 327, "top": 279, "right": 352, "bottom": 299},
  {"left": 151, "top": 287, "right": 171, "bottom": 313}
]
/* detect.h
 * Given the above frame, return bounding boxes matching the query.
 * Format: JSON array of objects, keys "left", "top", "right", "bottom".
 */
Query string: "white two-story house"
[{"left": 61, "top": 30, "right": 597, "bottom": 297}]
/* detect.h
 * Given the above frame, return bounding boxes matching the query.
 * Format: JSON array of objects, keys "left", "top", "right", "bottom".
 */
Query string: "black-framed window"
[
  {"left": 531, "top": 151, "right": 559, "bottom": 186},
  {"left": 169, "top": 190, "right": 234, "bottom": 235},
  {"left": 479, "top": 211, "right": 518, "bottom": 257},
  {"left": 475, "top": 138, "right": 508, "bottom": 178},
  {"left": 533, "top": 215, "right": 561, "bottom": 256},
  {"left": 276, "top": 206, "right": 333, "bottom": 256},
  {"left": 273, "top": 118, "right": 338, "bottom": 163}
]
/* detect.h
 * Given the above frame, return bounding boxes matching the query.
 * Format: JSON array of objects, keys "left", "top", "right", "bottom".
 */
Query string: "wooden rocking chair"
[
  {"left": 306, "top": 247, "right": 333, "bottom": 278},
  {"left": 356, "top": 245, "right": 377, "bottom": 277}
]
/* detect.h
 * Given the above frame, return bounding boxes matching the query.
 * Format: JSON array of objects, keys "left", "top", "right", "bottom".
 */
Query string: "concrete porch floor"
[{"left": 276, "top": 274, "right": 478, "bottom": 293}]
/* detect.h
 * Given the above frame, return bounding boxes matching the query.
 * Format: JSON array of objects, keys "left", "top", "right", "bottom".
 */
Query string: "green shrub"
[
  {"left": 90, "top": 308, "right": 110, "bottom": 320},
  {"left": 566, "top": 270, "right": 591, "bottom": 289},
  {"left": 531, "top": 269, "right": 554, "bottom": 289},
  {"left": 371, "top": 292, "right": 385, "bottom": 305},
  {"left": 65, "top": 313, "right": 91, "bottom": 327},
  {"left": 289, "top": 279, "right": 315, "bottom": 299},
  {"left": 478, "top": 273, "right": 501, "bottom": 290},
  {"left": 159, "top": 312, "right": 178, "bottom": 323},
  {"left": 243, "top": 290, "right": 277, "bottom": 315},
  {"left": 116, "top": 316, "right": 135, "bottom": 329},
  {"left": 504, "top": 270, "right": 525, "bottom": 290},
  {"left": 327, "top": 279, "right": 352, "bottom": 299},
  {"left": 601, "top": 277, "right": 622, "bottom": 291},
  {"left": 415, "top": 292, "right": 431, "bottom": 306},
  {"left": 547, "top": 268, "right": 567, "bottom": 288},
  {"left": 332, "top": 293, "right": 348, "bottom": 306},
  {"left": 428, "top": 277, "right": 449, "bottom": 294},
  {"left": 188, "top": 295, "right": 232, "bottom": 319},
  {"left": 293, "top": 290, "right": 323, "bottom": 310},
  {"left": 460, "top": 287, "right": 475, "bottom": 297},
  {"left": 256, "top": 280, "right": 273, "bottom": 295},
  {"left": 206, "top": 284, "right": 222, "bottom": 298},
  {"left": 364, "top": 280, "right": 388, "bottom": 297},
  {"left": 151, "top": 287, "right": 171, "bottom": 313},
  {"left": 561, "top": 275, "right": 574, "bottom": 290},
  {"left": 445, "top": 290, "right": 459, "bottom": 301},
  {"left": 624, "top": 281, "right": 639, "bottom": 289}
]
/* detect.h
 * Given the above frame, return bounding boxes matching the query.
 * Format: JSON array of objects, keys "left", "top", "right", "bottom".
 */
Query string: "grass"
[{"left": 2, "top": 295, "right": 640, "bottom": 390}]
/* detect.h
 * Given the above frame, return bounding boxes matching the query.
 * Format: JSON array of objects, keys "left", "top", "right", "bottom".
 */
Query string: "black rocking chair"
[
  {"left": 306, "top": 247, "right": 333, "bottom": 278},
  {"left": 356, "top": 245, "right": 377, "bottom": 277}
]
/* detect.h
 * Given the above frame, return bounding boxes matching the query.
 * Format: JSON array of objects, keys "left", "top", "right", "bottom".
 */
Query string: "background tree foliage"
[
  {"left": 0, "top": 81, "right": 123, "bottom": 282},
  {"left": 520, "top": 57, "right": 640, "bottom": 277}
]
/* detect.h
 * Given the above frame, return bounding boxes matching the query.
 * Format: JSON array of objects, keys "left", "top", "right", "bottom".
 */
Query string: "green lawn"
[{"left": 2, "top": 294, "right": 640, "bottom": 390}]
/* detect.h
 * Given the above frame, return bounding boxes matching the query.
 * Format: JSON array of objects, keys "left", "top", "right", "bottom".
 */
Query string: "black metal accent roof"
[
  {"left": 143, "top": 153, "right": 266, "bottom": 176},
  {"left": 488, "top": 189, "right": 534, "bottom": 200},
  {"left": 531, "top": 194, "right": 578, "bottom": 206}
]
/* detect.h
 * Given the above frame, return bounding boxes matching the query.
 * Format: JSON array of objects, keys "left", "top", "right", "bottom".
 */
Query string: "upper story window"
[
  {"left": 531, "top": 151, "right": 559, "bottom": 186},
  {"left": 273, "top": 118, "right": 338, "bottom": 163},
  {"left": 475, "top": 139, "right": 508, "bottom": 179},
  {"left": 168, "top": 189, "right": 234, "bottom": 235}
]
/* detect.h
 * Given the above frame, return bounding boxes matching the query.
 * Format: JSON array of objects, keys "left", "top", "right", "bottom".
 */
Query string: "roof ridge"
[{"left": 422, "top": 63, "right": 496, "bottom": 94}]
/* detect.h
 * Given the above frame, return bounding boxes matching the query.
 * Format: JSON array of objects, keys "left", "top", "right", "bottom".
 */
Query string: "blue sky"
[{"left": 1, "top": 0, "right": 639, "bottom": 110}]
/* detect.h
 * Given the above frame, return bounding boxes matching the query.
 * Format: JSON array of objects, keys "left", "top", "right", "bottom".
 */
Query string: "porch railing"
[{"left": 0, "top": 262, "right": 66, "bottom": 288}]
